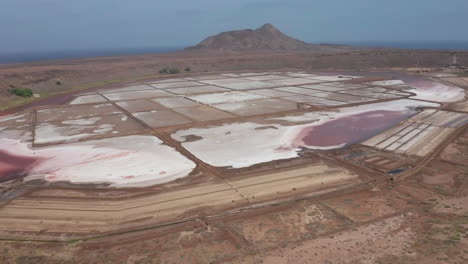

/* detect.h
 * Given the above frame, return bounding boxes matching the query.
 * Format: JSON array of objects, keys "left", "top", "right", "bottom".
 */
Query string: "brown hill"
[{"left": 187, "top": 23, "right": 352, "bottom": 52}]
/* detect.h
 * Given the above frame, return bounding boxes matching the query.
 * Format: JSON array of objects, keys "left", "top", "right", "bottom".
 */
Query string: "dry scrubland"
[{"left": 1, "top": 49, "right": 468, "bottom": 110}]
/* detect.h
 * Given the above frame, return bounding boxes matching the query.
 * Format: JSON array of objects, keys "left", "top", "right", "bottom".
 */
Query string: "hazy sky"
[{"left": 1, "top": 0, "right": 467, "bottom": 53}]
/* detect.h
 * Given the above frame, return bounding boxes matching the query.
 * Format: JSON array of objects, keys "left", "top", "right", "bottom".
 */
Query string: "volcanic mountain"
[{"left": 187, "top": 23, "right": 351, "bottom": 52}]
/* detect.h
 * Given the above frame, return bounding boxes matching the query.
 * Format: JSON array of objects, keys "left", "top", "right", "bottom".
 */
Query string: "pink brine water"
[{"left": 292, "top": 110, "right": 413, "bottom": 149}]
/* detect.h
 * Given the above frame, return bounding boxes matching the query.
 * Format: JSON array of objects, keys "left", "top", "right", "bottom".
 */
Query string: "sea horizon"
[
  {"left": 1, "top": 40, "right": 467, "bottom": 64},
  {"left": 332, "top": 40, "right": 468, "bottom": 51},
  {"left": 0, "top": 46, "right": 185, "bottom": 65}
]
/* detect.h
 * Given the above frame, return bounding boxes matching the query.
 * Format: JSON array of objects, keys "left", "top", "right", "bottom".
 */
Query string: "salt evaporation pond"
[
  {"left": 0, "top": 150, "right": 41, "bottom": 183},
  {"left": 351, "top": 71, "right": 465, "bottom": 103},
  {"left": 173, "top": 100, "right": 440, "bottom": 168},
  {"left": 403, "top": 78, "right": 465, "bottom": 102},
  {"left": 292, "top": 110, "right": 414, "bottom": 149},
  {"left": 0, "top": 136, "right": 196, "bottom": 187}
]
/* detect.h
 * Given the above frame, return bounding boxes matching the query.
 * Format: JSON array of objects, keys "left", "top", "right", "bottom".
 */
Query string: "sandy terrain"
[{"left": 0, "top": 69, "right": 466, "bottom": 263}]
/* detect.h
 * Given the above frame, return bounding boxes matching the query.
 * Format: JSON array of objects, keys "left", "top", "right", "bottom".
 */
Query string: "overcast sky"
[{"left": 1, "top": 0, "right": 467, "bottom": 53}]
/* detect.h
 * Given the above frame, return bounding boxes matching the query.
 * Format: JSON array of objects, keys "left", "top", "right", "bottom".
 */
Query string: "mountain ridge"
[{"left": 187, "top": 23, "right": 351, "bottom": 52}]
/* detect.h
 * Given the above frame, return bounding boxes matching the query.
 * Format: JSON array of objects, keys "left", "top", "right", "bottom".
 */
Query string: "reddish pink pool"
[
  {"left": 0, "top": 150, "right": 43, "bottom": 183},
  {"left": 294, "top": 110, "right": 413, "bottom": 149}
]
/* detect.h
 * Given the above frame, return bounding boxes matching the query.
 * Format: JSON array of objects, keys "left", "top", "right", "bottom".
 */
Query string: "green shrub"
[
  {"left": 159, "top": 68, "right": 180, "bottom": 74},
  {"left": 168, "top": 68, "right": 180, "bottom": 74},
  {"left": 11, "top": 87, "right": 33, "bottom": 97},
  {"left": 56, "top": 80, "right": 62, "bottom": 85},
  {"left": 185, "top": 67, "right": 191, "bottom": 72}
]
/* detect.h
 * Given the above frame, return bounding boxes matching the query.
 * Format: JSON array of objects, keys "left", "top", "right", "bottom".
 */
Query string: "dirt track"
[{"left": 0, "top": 162, "right": 360, "bottom": 240}]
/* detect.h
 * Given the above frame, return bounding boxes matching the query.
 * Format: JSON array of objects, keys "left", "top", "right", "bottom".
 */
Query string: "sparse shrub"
[
  {"left": 185, "top": 67, "right": 191, "bottom": 72},
  {"left": 168, "top": 68, "right": 180, "bottom": 74},
  {"left": 159, "top": 67, "right": 180, "bottom": 74},
  {"left": 56, "top": 80, "right": 62, "bottom": 85},
  {"left": 11, "top": 87, "right": 33, "bottom": 97}
]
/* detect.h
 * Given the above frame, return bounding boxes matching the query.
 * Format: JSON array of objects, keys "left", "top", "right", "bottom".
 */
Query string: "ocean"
[
  {"left": 0, "top": 46, "right": 184, "bottom": 64},
  {"left": 332, "top": 40, "right": 468, "bottom": 51},
  {"left": 0, "top": 41, "right": 467, "bottom": 64}
]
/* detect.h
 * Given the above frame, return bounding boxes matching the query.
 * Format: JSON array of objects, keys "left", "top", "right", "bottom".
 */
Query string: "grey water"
[
  {"left": 1, "top": 41, "right": 467, "bottom": 64},
  {"left": 331, "top": 40, "right": 468, "bottom": 51},
  {"left": 0, "top": 46, "right": 184, "bottom": 64}
]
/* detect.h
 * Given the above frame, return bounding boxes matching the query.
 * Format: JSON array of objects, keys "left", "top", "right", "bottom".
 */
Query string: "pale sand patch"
[
  {"left": 188, "top": 91, "right": 266, "bottom": 105},
  {"left": 34, "top": 114, "right": 142, "bottom": 145},
  {"left": 233, "top": 164, "right": 358, "bottom": 200},
  {"left": 99, "top": 84, "right": 155, "bottom": 93},
  {"left": 69, "top": 94, "right": 107, "bottom": 105},
  {"left": 102, "top": 90, "right": 174, "bottom": 101},
  {"left": 0, "top": 113, "right": 30, "bottom": 123},
  {"left": 369, "top": 80, "right": 406, "bottom": 86},
  {"left": 433, "top": 196, "right": 468, "bottom": 215},
  {"left": 272, "top": 99, "right": 439, "bottom": 123},
  {"left": 0, "top": 127, "right": 32, "bottom": 142},
  {"left": 150, "top": 81, "right": 204, "bottom": 89},
  {"left": 257, "top": 214, "right": 416, "bottom": 264}
]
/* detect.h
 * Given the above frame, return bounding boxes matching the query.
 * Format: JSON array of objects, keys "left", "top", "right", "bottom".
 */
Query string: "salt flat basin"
[
  {"left": 0, "top": 136, "right": 196, "bottom": 187},
  {"left": 291, "top": 110, "right": 413, "bottom": 149},
  {"left": 172, "top": 100, "right": 439, "bottom": 168},
  {"left": 359, "top": 71, "right": 465, "bottom": 103},
  {"left": 1, "top": 71, "right": 457, "bottom": 184},
  {"left": 404, "top": 78, "right": 465, "bottom": 102},
  {"left": 0, "top": 150, "right": 38, "bottom": 183},
  {"left": 374, "top": 76, "right": 465, "bottom": 102}
]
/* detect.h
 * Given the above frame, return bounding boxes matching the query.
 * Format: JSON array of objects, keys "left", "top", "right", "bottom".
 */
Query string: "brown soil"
[
  {"left": 0, "top": 53, "right": 467, "bottom": 263},
  {"left": 0, "top": 129, "right": 466, "bottom": 263},
  {"left": 2, "top": 49, "right": 467, "bottom": 112}
]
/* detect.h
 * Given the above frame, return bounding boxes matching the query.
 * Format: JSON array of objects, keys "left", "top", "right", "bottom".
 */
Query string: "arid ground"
[
  {"left": 1, "top": 49, "right": 467, "bottom": 111},
  {"left": 0, "top": 50, "right": 467, "bottom": 264}
]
